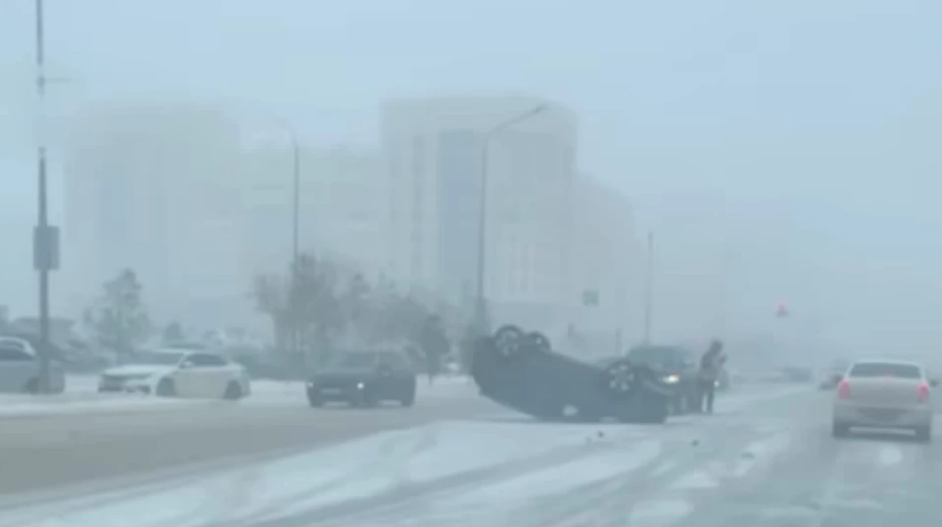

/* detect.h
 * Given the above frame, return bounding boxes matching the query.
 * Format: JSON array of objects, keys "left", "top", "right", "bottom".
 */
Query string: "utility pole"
[
  {"left": 33, "top": 0, "right": 60, "bottom": 393},
  {"left": 290, "top": 138, "right": 301, "bottom": 360},
  {"left": 642, "top": 230, "right": 653, "bottom": 344},
  {"left": 472, "top": 104, "right": 547, "bottom": 336}
]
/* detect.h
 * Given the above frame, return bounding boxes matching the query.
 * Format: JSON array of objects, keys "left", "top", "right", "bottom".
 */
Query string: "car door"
[
  {"left": 0, "top": 342, "right": 38, "bottom": 393},
  {"left": 185, "top": 353, "right": 231, "bottom": 397},
  {"left": 170, "top": 353, "right": 200, "bottom": 397},
  {"left": 381, "top": 353, "right": 413, "bottom": 395}
]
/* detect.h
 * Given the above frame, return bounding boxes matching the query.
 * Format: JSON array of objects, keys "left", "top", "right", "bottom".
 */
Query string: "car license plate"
[
  {"left": 862, "top": 408, "right": 900, "bottom": 421},
  {"left": 320, "top": 388, "right": 343, "bottom": 395}
]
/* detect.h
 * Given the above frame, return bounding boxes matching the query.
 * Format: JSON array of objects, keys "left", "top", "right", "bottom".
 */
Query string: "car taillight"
[
  {"left": 917, "top": 382, "right": 930, "bottom": 403},
  {"left": 837, "top": 380, "right": 850, "bottom": 399}
]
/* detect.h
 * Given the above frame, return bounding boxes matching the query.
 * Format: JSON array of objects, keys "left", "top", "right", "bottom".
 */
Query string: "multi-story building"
[
  {"left": 569, "top": 176, "right": 642, "bottom": 352},
  {"left": 381, "top": 96, "right": 578, "bottom": 331},
  {"left": 236, "top": 145, "right": 388, "bottom": 281},
  {"left": 61, "top": 103, "right": 245, "bottom": 327}
]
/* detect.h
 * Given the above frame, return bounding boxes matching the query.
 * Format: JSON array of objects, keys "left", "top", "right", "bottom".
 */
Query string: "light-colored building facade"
[
  {"left": 381, "top": 96, "right": 578, "bottom": 331},
  {"left": 61, "top": 103, "right": 246, "bottom": 327},
  {"left": 236, "top": 145, "right": 388, "bottom": 281},
  {"left": 568, "top": 176, "right": 642, "bottom": 352}
]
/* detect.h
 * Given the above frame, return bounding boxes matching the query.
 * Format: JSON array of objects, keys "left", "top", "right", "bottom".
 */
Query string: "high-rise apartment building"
[
  {"left": 381, "top": 96, "right": 578, "bottom": 330},
  {"left": 61, "top": 103, "right": 245, "bottom": 326},
  {"left": 570, "top": 176, "right": 642, "bottom": 348},
  {"left": 237, "top": 146, "right": 388, "bottom": 281}
]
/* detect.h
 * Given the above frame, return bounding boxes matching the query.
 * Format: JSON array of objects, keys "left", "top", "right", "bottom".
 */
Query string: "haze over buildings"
[{"left": 59, "top": 97, "right": 640, "bottom": 339}]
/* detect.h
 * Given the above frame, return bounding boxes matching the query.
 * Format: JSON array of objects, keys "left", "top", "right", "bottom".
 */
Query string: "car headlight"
[
  {"left": 664, "top": 374, "right": 681, "bottom": 384},
  {"left": 356, "top": 381, "right": 365, "bottom": 390}
]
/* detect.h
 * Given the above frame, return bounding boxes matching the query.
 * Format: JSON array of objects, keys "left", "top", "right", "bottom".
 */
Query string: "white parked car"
[
  {"left": 98, "top": 348, "right": 251, "bottom": 400},
  {"left": 832, "top": 359, "right": 937, "bottom": 441}
]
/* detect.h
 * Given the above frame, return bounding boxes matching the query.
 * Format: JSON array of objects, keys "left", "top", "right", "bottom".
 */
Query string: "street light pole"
[
  {"left": 279, "top": 125, "right": 301, "bottom": 359},
  {"left": 642, "top": 230, "right": 654, "bottom": 344},
  {"left": 291, "top": 139, "right": 300, "bottom": 270},
  {"left": 34, "top": 0, "right": 54, "bottom": 393},
  {"left": 473, "top": 104, "right": 548, "bottom": 336}
]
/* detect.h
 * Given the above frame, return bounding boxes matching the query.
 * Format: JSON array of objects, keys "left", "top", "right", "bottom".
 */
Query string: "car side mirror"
[{"left": 930, "top": 379, "right": 939, "bottom": 388}]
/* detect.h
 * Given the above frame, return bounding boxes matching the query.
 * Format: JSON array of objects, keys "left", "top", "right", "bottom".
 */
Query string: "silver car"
[
  {"left": 832, "top": 359, "right": 937, "bottom": 441},
  {"left": 0, "top": 337, "right": 66, "bottom": 394}
]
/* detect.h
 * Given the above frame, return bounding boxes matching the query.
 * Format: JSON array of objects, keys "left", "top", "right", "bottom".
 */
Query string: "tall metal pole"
[
  {"left": 291, "top": 141, "right": 300, "bottom": 268},
  {"left": 473, "top": 139, "right": 490, "bottom": 335},
  {"left": 289, "top": 135, "right": 301, "bottom": 360},
  {"left": 642, "top": 230, "right": 654, "bottom": 344},
  {"left": 472, "top": 104, "right": 548, "bottom": 336},
  {"left": 35, "top": 0, "right": 52, "bottom": 393}
]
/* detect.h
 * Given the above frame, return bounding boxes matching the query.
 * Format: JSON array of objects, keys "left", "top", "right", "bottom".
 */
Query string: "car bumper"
[
  {"left": 834, "top": 401, "right": 933, "bottom": 428},
  {"left": 307, "top": 380, "right": 368, "bottom": 400}
]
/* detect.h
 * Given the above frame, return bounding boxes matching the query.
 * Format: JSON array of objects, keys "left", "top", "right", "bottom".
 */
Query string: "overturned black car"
[{"left": 471, "top": 325, "right": 673, "bottom": 424}]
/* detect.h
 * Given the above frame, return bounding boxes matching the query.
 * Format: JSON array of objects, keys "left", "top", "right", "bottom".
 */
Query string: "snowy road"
[
  {"left": 1, "top": 384, "right": 936, "bottom": 526},
  {"left": 0, "top": 378, "right": 487, "bottom": 496}
]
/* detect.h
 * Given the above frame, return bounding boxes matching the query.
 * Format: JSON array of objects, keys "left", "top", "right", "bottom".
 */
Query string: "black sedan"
[
  {"left": 306, "top": 350, "right": 417, "bottom": 407},
  {"left": 471, "top": 325, "right": 673, "bottom": 424}
]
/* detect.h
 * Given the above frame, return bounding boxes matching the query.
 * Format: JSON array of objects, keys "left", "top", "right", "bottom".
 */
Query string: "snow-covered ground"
[
  {"left": 0, "top": 386, "right": 807, "bottom": 527},
  {"left": 0, "top": 375, "right": 475, "bottom": 418}
]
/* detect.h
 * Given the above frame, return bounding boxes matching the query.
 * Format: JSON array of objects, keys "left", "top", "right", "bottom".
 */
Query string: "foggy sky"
[{"left": 2, "top": 0, "right": 942, "bottom": 354}]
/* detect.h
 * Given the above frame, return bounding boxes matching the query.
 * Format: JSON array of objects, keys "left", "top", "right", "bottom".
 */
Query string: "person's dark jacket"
[{"left": 698, "top": 343, "right": 726, "bottom": 382}]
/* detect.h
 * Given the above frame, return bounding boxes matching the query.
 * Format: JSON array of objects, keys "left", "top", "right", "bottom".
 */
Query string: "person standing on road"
[
  {"left": 697, "top": 340, "right": 726, "bottom": 414},
  {"left": 419, "top": 315, "right": 449, "bottom": 386}
]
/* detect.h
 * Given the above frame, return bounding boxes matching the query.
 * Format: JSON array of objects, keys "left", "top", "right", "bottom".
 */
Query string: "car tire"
[
  {"left": 831, "top": 421, "right": 850, "bottom": 438},
  {"left": 915, "top": 425, "right": 932, "bottom": 443},
  {"left": 602, "top": 359, "right": 638, "bottom": 399},
  {"left": 23, "top": 378, "right": 38, "bottom": 394},
  {"left": 223, "top": 381, "right": 243, "bottom": 401},
  {"left": 156, "top": 378, "right": 176, "bottom": 398},
  {"left": 400, "top": 389, "right": 416, "bottom": 407},
  {"left": 493, "top": 324, "right": 526, "bottom": 360},
  {"left": 307, "top": 390, "right": 323, "bottom": 407}
]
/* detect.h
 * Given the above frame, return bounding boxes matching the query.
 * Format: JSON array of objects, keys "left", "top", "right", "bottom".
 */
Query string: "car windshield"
[
  {"left": 849, "top": 362, "right": 921, "bottom": 379},
  {"left": 127, "top": 352, "right": 185, "bottom": 366},
  {"left": 331, "top": 352, "right": 379, "bottom": 369}
]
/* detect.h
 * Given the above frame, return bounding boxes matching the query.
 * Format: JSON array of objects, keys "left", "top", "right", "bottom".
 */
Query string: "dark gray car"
[
  {"left": 626, "top": 345, "right": 700, "bottom": 414},
  {"left": 306, "top": 350, "right": 417, "bottom": 407}
]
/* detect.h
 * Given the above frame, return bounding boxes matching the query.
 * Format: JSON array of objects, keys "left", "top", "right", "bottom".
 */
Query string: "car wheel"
[
  {"left": 223, "top": 381, "right": 243, "bottom": 401},
  {"left": 831, "top": 421, "right": 850, "bottom": 438},
  {"left": 307, "top": 389, "right": 323, "bottom": 407},
  {"left": 400, "top": 389, "right": 416, "bottom": 407},
  {"left": 602, "top": 359, "right": 638, "bottom": 398},
  {"left": 493, "top": 324, "right": 525, "bottom": 359},
  {"left": 915, "top": 425, "right": 932, "bottom": 443},
  {"left": 156, "top": 378, "right": 176, "bottom": 398},
  {"left": 23, "top": 378, "right": 38, "bottom": 394}
]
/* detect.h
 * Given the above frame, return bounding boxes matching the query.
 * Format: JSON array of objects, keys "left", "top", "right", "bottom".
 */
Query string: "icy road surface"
[{"left": 5, "top": 385, "right": 928, "bottom": 527}]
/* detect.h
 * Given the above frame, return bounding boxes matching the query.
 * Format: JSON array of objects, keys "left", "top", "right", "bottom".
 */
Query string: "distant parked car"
[
  {"left": 0, "top": 336, "right": 66, "bottom": 393},
  {"left": 99, "top": 348, "right": 250, "bottom": 400},
  {"left": 306, "top": 350, "right": 417, "bottom": 407}
]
